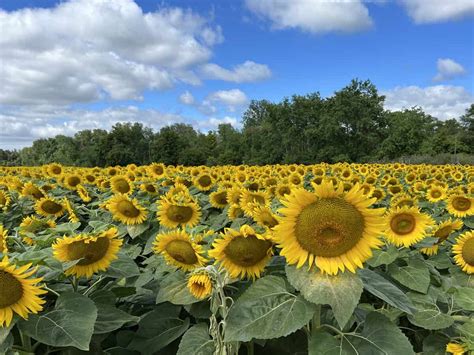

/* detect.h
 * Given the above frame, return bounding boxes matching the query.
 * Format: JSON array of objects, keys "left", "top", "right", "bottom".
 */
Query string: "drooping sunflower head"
[
  {"left": 21, "top": 182, "right": 45, "bottom": 200},
  {"left": 153, "top": 230, "right": 207, "bottom": 271},
  {"left": 273, "top": 181, "right": 385, "bottom": 275},
  {"left": 0, "top": 256, "right": 47, "bottom": 327},
  {"left": 208, "top": 225, "right": 273, "bottom": 280},
  {"left": 210, "top": 189, "right": 229, "bottom": 209},
  {"left": 187, "top": 272, "right": 213, "bottom": 299},
  {"left": 452, "top": 231, "right": 474, "bottom": 274},
  {"left": 35, "top": 197, "right": 65, "bottom": 218},
  {"left": 252, "top": 205, "right": 279, "bottom": 230},
  {"left": 106, "top": 194, "right": 148, "bottom": 225},
  {"left": 53, "top": 227, "right": 123, "bottom": 278},
  {"left": 157, "top": 195, "right": 201, "bottom": 229},
  {"left": 0, "top": 225, "right": 8, "bottom": 254},
  {"left": 432, "top": 218, "right": 463, "bottom": 243},
  {"left": 383, "top": 206, "right": 434, "bottom": 248},
  {"left": 240, "top": 190, "right": 270, "bottom": 217},
  {"left": 446, "top": 194, "right": 474, "bottom": 218},
  {"left": 420, "top": 244, "right": 439, "bottom": 256},
  {"left": 0, "top": 190, "right": 11, "bottom": 210},
  {"left": 76, "top": 184, "right": 91, "bottom": 203},
  {"left": 19, "top": 216, "right": 56, "bottom": 246},
  {"left": 110, "top": 175, "right": 133, "bottom": 195}
]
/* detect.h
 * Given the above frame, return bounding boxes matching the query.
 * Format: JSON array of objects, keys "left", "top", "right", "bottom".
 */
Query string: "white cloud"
[
  {"left": 179, "top": 91, "right": 195, "bottom": 105},
  {"left": 207, "top": 89, "right": 249, "bottom": 110},
  {"left": 433, "top": 58, "right": 467, "bottom": 82},
  {"left": 195, "top": 116, "right": 242, "bottom": 131},
  {"left": 0, "top": 0, "right": 223, "bottom": 105},
  {"left": 245, "top": 0, "right": 373, "bottom": 34},
  {"left": 201, "top": 61, "right": 272, "bottom": 82},
  {"left": 400, "top": 0, "right": 474, "bottom": 23},
  {"left": 383, "top": 85, "right": 474, "bottom": 120}
]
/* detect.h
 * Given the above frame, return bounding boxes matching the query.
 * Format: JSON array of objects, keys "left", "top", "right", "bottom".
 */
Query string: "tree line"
[{"left": 1, "top": 79, "right": 473, "bottom": 167}]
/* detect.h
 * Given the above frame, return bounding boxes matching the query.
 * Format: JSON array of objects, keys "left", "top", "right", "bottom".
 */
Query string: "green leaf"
[
  {"left": 449, "top": 266, "right": 474, "bottom": 288},
  {"left": 407, "top": 292, "right": 454, "bottom": 330},
  {"left": 454, "top": 287, "right": 474, "bottom": 311},
  {"left": 94, "top": 303, "right": 139, "bottom": 334},
  {"left": 19, "top": 292, "right": 98, "bottom": 351},
  {"left": 105, "top": 253, "right": 140, "bottom": 278},
  {"left": 366, "top": 245, "right": 399, "bottom": 267},
  {"left": 358, "top": 269, "right": 416, "bottom": 314},
  {"left": 422, "top": 334, "right": 449, "bottom": 355},
  {"left": 388, "top": 258, "right": 430, "bottom": 294},
  {"left": 463, "top": 216, "right": 474, "bottom": 229},
  {"left": 0, "top": 324, "right": 14, "bottom": 353},
  {"left": 286, "top": 265, "right": 362, "bottom": 328},
  {"left": 177, "top": 323, "right": 215, "bottom": 355},
  {"left": 225, "top": 275, "right": 316, "bottom": 342},
  {"left": 426, "top": 252, "right": 453, "bottom": 269},
  {"left": 156, "top": 271, "right": 199, "bottom": 305},
  {"left": 457, "top": 319, "right": 474, "bottom": 345},
  {"left": 127, "top": 223, "right": 150, "bottom": 239},
  {"left": 308, "top": 330, "right": 342, "bottom": 355},
  {"left": 128, "top": 307, "right": 190, "bottom": 353}
]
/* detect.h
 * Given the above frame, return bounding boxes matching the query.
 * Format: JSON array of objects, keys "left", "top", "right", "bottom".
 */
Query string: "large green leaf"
[
  {"left": 407, "top": 292, "right": 454, "bottom": 330},
  {"left": 19, "top": 292, "right": 98, "bottom": 351},
  {"left": 127, "top": 223, "right": 150, "bottom": 239},
  {"left": 177, "top": 323, "right": 215, "bottom": 355},
  {"left": 388, "top": 258, "right": 430, "bottom": 294},
  {"left": 93, "top": 303, "right": 139, "bottom": 334},
  {"left": 453, "top": 287, "right": 474, "bottom": 311},
  {"left": 358, "top": 269, "right": 416, "bottom": 314},
  {"left": 286, "top": 265, "right": 363, "bottom": 328},
  {"left": 366, "top": 245, "right": 399, "bottom": 267},
  {"left": 105, "top": 253, "right": 140, "bottom": 278},
  {"left": 156, "top": 271, "right": 199, "bottom": 305},
  {"left": 225, "top": 275, "right": 316, "bottom": 342},
  {"left": 422, "top": 334, "right": 449, "bottom": 355},
  {"left": 308, "top": 313, "right": 415, "bottom": 355}
]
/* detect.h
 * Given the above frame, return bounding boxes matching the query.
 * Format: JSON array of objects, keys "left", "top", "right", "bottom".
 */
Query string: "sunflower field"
[{"left": 0, "top": 162, "right": 473, "bottom": 355}]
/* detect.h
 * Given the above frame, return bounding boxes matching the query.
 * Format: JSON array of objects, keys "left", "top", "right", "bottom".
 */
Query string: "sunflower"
[
  {"left": 63, "top": 197, "right": 79, "bottom": 223},
  {"left": 252, "top": 205, "right": 279, "bottom": 230},
  {"left": 452, "top": 231, "right": 474, "bottom": 274},
  {"left": 110, "top": 176, "right": 133, "bottom": 195},
  {"left": 432, "top": 219, "right": 463, "bottom": 243},
  {"left": 187, "top": 272, "right": 213, "bottom": 299},
  {"left": 19, "top": 216, "right": 56, "bottom": 246},
  {"left": 275, "top": 183, "right": 292, "bottom": 200},
  {"left": 157, "top": 195, "right": 201, "bottom": 229},
  {"left": 140, "top": 181, "right": 158, "bottom": 195},
  {"left": 383, "top": 206, "right": 434, "bottom": 247},
  {"left": 35, "top": 197, "right": 65, "bottom": 218},
  {"left": 0, "top": 256, "right": 47, "bottom": 327},
  {"left": 148, "top": 163, "right": 166, "bottom": 179},
  {"left": 227, "top": 204, "right": 245, "bottom": 220},
  {"left": 210, "top": 189, "right": 228, "bottom": 209},
  {"left": 426, "top": 185, "right": 447, "bottom": 203},
  {"left": 53, "top": 228, "right": 122, "bottom": 278},
  {"left": 391, "top": 193, "right": 417, "bottom": 209},
  {"left": 47, "top": 163, "right": 63, "bottom": 178},
  {"left": 76, "top": 184, "right": 91, "bottom": 202},
  {"left": 106, "top": 194, "right": 147, "bottom": 225},
  {"left": 273, "top": 181, "right": 385, "bottom": 275},
  {"left": 63, "top": 174, "right": 82, "bottom": 190},
  {"left": 194, "top": 173, "right": 214, "bottom": 191},
  {"left": 153, "top": 230, "right": 207, "bottom": 271},
  {"left": 240, "top": 190, "right": 270, "bottom": 216},
  {"left": 446, "top": 343, "right": 467, "bottom": 355},
  {"left": 0, "top": 225, "right": 8, "bottom": 254},
  {"left": 420, "top": 245, "right": 439, "bottom": 256},
  {"left": 446, "top": 194, "right": 474, "bottom": 218},
  {"left": 21, "top": 182, "right": 45, "bottom": 200},
  {"left": 0, "top": 190, "right": 11, "bottom": 210},
  {"left": 209, "top": 225, "right": 273, "bottom": 279}
]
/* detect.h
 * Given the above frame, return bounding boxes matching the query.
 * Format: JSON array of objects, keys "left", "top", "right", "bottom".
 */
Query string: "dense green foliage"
[{"left": 2, "top": 80, "right": 473, "bottom": 166}]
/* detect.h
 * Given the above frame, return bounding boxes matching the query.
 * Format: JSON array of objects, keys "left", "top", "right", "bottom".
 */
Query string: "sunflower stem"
[
  {"left": 246, "top": 341, "right": 254, "bottom": 355},
  {"left": 71, "top": 276, "right": 79, "bottom": 292},
  {"left": 83, "top": 276, "right": 103, "bottom": 296},
  {"left": 311, "top": 305, "right": 322, "bottom": 333},
  {"left": 19, "top": 330, "right": 32, "bottom": 352},
  {"left": 43, "top": 285, "right": 60, "bottom": 297}
]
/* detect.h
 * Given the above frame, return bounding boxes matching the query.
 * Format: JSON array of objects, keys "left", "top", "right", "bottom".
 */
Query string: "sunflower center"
[
  {"left": 223, "top": 235, "right": 271, "bottom": 266},
  {"left": 390, "top": 213, "right": 416, "bottom": 235},
  {"left": 294, "top": 198, "right": 365, "bottom": 257},
  {"left": 214, "top": 192, "right": 228, "bottom": 205},
  {"left": 114, "top": 180, "right": 130, "bottom": 194},
  {"left": 51, "top": 166, "right": 61, "bottom": 174},
  {"left": 198, "top": 176, "right": 212, "bottom": 187},
  {"left": 67, "top": 237, "right": 111, "bottom": 265},
  {"left": 166, "top": 205, "right": 193, "bottom": 223},
  {"left": 0, "top": 271, "right": 24, "bottom": 307},
  {"left": 117, "top": 200, "right": 140, "bottom": 217},
  {"left": 68, "top": 176, "right": 81, "bottom": 187},
  {"left": 42, "top": 200, "right": 63, "bottom": 214},
  {"left": 434, "top": 226, "right": 452, "bottom": 240},
  {"left": 431, "top": 190, "right": 441, "bottom": 198},
  {"left": 461, "top": 238, "right": 474, "bottom": 266},
  {"left": 145, "top": 184, "right": 156, "bottom": 193},
  {"left": 452, "top": 197, "right": 471, "bottom": 211},
  {"left": 165, "top": 240, "right": 198, "bottom": 264},
  {"left": 279, "top": 186, "right": 291, "bottom": 196}
]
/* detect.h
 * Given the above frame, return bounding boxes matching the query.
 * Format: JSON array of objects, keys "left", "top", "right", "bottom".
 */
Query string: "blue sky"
[{"left": 0, "top": 0, "right": 473, "bottom": 149}]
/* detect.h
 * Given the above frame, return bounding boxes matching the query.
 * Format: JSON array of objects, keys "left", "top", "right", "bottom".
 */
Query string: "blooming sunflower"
[
  {"left": 194, "top": 173, "right": 214, "bottom": 191},
  {"left": 63, "top": 173, "right": 82, "bottom": 190},
  {"left": 106, "top": 194, "right": 147, "bottom": 225},
  {"left": 140, "top": 181, "right": 158, "bottom": 195},
  {"left": 21, "top": 182, "right": 45, "bottom": 200},
  {"left": 19, "top": 216, "right": 56, "bottom": 246},
  {"left": 157, "top": 195, "right": 201, "bottom": 229},
  {"left": 0, "top": 225, "right": 8, "bottom": 254},
  {"left": 110, "top": 175, "right": 133, "bottom": 195},
  {"left": 187, "top": 272, "right": 213, "bottom": 299},
  {"left": 0, "top": 256, "right": 47, "bottom": 327},
  {"left": 47, "top": 163, "right": 63, "bottom": 178},
  {"left": 432, "top": 219, "right": 463, "bottom": 243},
  {"left": 53, "top": 227, "right": 123, "bottom": 278},
  {"left": 148, "top": 163, "right": 167, "bottom": 179},
  {"left": 446, "top": 194, "right": 474, "bottom": 218},
  {"left": 452, "top": 231, "right": 474, "bottom": 274},
  {"left": 273, "top": 181, "right": 385, "bottom": 275},
  {"left": 209, "top": 225, "right": 273, "bottom": 279},
  {"left": 153, "top": 230, "right": 207, "bottom": 271},
  {"left": 35, "top": 197, "right": 65, "bottom": 218},
  {"left": 240, "top": 190, "right": 270, "bottom": 217},
  {"left": 383, "top": 206, "right": 434, "bottom": 247},
  {"left": 426, "top": 185, "right": 447, "bottom": 203},
  {"left": 209, "top": 189, "right": 228, "bottom": 209},
  {"left": 252, "top": 205, "right": 279, "bottom": 230}
]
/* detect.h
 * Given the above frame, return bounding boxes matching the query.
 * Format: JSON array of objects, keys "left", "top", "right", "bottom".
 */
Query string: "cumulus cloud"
[
  {"left": 383, "top": 85, "right": 474, "bottom": 120},
  {"left": 399, "top": 0, "right": 474, "bottom": 23},
  {"left": 200, "top": 61, "right": 272, "bottom": 82},
  {"left": 433, "top": 58, "right": 467, "bottom": 82},
  {"left": 0, "top": 0, "right": 224, "bottom": 105},
  {"left": 179, "top": 91, "right": 196, "bottom": 105},
  {"left": 245, "top": 0, "right": 373, "bottom": 34},
  {"left": 207, "top": 89, "right": 249, "bottom": 110}
]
